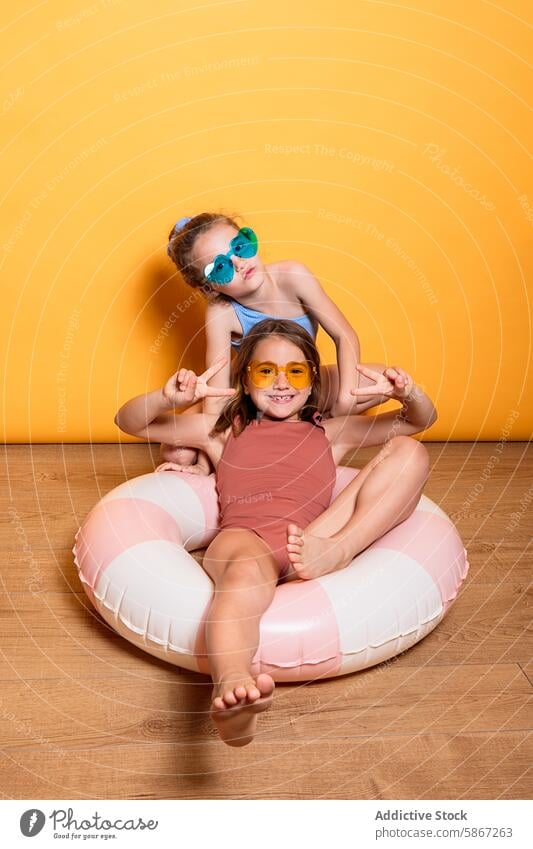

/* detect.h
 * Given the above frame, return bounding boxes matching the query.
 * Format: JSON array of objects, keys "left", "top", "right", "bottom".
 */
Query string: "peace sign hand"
[
  {"left": 162, "top": 356, "right": 236, "bottom": 408},
  {"left": 351, "top": 364, "right": 414, "bottom": 401}
]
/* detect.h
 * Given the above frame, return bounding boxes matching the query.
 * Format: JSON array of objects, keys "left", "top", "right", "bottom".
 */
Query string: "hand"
[
  {"left": 161, "top": 356, "right": 236, "bottom": 408},
  {"left": 155, "top": 461, "right": 205, "bottom": 474},
  {"left": 351, "top": 364, "right": 414, "bottom": 401},
  {"left": 155, "top": 461, "right": 184, "bottom": 472}
]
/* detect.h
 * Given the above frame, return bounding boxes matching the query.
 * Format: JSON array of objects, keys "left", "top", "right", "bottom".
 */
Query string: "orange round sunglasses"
[{"left": 247, "top": 360, "right": 316, "bottom": 390}]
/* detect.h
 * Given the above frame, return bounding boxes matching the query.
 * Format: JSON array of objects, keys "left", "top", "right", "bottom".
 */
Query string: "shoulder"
[
  {"left": 275, "top": 260, "right": 321, "bottom": 296},
  {"left": 205, "top": 297, "right": 240, "bottom": 338},
  {"left": 205, "top": 296, "right": 235, "bottom": 320},
  {"left": 274, "top": 259, "right": 309, "bottom": 280}
]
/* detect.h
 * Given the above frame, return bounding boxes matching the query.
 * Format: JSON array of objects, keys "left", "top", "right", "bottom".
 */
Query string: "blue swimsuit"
[{"left": 229, "top": 300, "right": 317, "bottom": 348}]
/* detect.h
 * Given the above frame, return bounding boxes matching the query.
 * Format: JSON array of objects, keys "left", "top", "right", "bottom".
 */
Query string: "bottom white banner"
[{"left": 2, "top": 799, "right": 530, "bottom": 848}]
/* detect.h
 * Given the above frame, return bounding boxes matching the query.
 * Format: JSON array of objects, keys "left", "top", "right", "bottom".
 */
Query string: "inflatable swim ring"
[{"left": 72, "top": 467, "right": 468, "bottom": 682}]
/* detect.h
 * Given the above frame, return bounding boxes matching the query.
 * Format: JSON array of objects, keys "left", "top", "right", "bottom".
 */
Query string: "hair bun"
[
  {"left": 167, "top": 216, "right": 192, "bottom": 256},
  {"left": 173, "top": 216, "right": 192, "bottom": 233}
]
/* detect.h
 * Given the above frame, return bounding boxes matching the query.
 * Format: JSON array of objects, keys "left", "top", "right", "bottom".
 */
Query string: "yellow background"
[{"left": 1, "top": 0, "right": 531, "bottom": 442}]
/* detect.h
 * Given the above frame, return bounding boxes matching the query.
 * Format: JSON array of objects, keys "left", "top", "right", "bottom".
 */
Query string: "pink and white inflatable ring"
[{"left": 73, "top": 466, "right": 468, "bottom": 682}]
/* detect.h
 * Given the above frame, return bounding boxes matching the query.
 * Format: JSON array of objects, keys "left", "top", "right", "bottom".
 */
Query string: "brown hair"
[
  {"left": 166, "top": 210, "right": 241, "bottom": 301},
  {"left": 209, "top": 318, "right": 323, "bottom": 438}
]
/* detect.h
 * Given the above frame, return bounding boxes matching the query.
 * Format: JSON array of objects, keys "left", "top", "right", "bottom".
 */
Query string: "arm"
[
  {"left": 114, "top": 360, "right": 234, "bottom": 448},
  {"left": 288, "top": 261, "right": 361, "bottom": 414},
  {"left": 324, "top": 365, "right": 437, "bottom": 457},
  {"left": 114, "top": 387, "right": 175, "bottom": 436},
  {"left": 114, "top": 387, "right": 213, "bottom": 450},
  {"left": 203, "top": 300, "right": 234, "bottom": 416},
  {"left": 116, "top": 404, "right": 214, "bottom": 453}
]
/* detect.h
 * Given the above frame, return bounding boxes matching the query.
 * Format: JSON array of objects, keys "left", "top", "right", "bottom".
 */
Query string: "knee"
[
  {"left": 217, "top": 559, "right": 264, "bottom": 590},
  {"left": 159, "top": 442, "right": 176, "bottom": 462},
  {"left": 388, "top": 436, "right": 430, "bottom": 478}
]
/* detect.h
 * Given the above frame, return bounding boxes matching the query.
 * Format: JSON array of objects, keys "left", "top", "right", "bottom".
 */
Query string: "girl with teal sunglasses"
[{"left": 161, "top": 212, "right": 388, "bottom": 472}]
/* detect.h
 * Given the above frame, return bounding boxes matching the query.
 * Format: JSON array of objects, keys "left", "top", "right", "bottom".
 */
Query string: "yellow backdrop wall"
[{"left": 1, "top": 0, "right": 531, "bottom": 442}]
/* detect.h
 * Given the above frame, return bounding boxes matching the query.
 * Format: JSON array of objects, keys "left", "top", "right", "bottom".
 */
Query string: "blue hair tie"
[{"left": 167, "top": 216, "right": 192, "bottom": 256}]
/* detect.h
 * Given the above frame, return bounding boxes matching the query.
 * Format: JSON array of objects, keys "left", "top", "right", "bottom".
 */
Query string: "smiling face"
[
  {"left": 191, "top": 223, "right": 265, "bottom": 298},
  {"left": 243, "top": 336, "right": 315, "bottom": 422}
]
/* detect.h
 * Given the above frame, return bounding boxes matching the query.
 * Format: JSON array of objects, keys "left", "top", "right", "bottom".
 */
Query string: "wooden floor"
[{"left": 1, "top": 442, "right": 531, "bottom": 800}]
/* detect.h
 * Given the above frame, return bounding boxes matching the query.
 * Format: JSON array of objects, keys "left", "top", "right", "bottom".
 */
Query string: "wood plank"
[
  {"left": 2, "top": 548, "right": 78, "bottom": 594},
  {"left": 457, "top": 540, "right": 531, "bottom": 584},
  {"left": 400, "top": 581, "right": 531, "bottom": 666},
  {"left": 3, "top": 443, "right": 530, "bottom": 499},
  {"left": 0, "top": 664, "right": 530, "bottom": 752},
  {"left": 1, "top": 539, "right": 530, "bottom": 596},
  {"left": 2, "top": 451, "right": 530, "bottom": 562},
  {"left": 1, "top": 536, "right": 529, "bottom": 596},
  {"left": 2, "top": 442, "right": 529, "bottom": 473},
  {"left": 2, "top": 443, "right": 531, "bottom": 565},
  {"left": 0, "top": 732, "right": 529, "bottom": 799},
  {"left": 2, "top": 546, "right": 207, "bottom": 595},
  {"left": 0, "top": 580, "right": 530, "bottom": 683},
  {"left": 0, "top": 590, "right": 180, "bottom": 682},
  {"left": 520, "top": 661, "right": 533, "bottom": 688}
]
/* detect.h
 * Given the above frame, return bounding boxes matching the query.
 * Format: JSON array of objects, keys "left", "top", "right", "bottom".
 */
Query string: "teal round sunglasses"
[{"left": 203, "top": 227, "right": 258, "bottom": 285}]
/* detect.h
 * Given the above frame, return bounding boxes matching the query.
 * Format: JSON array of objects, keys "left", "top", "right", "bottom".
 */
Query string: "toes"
[
  {"left": 212, "top": 675, "right": 274, "bottom": 716},
  {"left": 233, "top": 681, "right": 261, "bottom": 702},
  {"left": 222, "top": 688, "right": 238, "bottom": 707},
  {"left": 287, "top": 549, "right": 302, "bottom": 563},
  {"left": 256, "top": 673, "right": 275, "bottom": 696}
]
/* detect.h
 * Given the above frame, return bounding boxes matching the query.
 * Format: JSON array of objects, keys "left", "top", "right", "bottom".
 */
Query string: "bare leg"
[
  {"left": 285, "top": 436, "right": 430, "bottom": 580},
  {"left": 319, "top": 362, "right": 389, "bottom": 414},
  {"left": 202, "top": 529, "right": 280, "bottom": 746}
]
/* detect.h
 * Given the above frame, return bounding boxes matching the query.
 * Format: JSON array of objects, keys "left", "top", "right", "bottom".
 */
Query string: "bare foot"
[
  {"left": 210, "top": 672, "right": 275, "bottom": 747},
  {"left": 286, "top": 522, "right": 350, "bottom": 579}
]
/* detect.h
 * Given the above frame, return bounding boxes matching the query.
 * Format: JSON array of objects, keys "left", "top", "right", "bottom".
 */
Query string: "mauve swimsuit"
[{"left": 215, "top": 416, "right": 337, "bottom": 577}]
